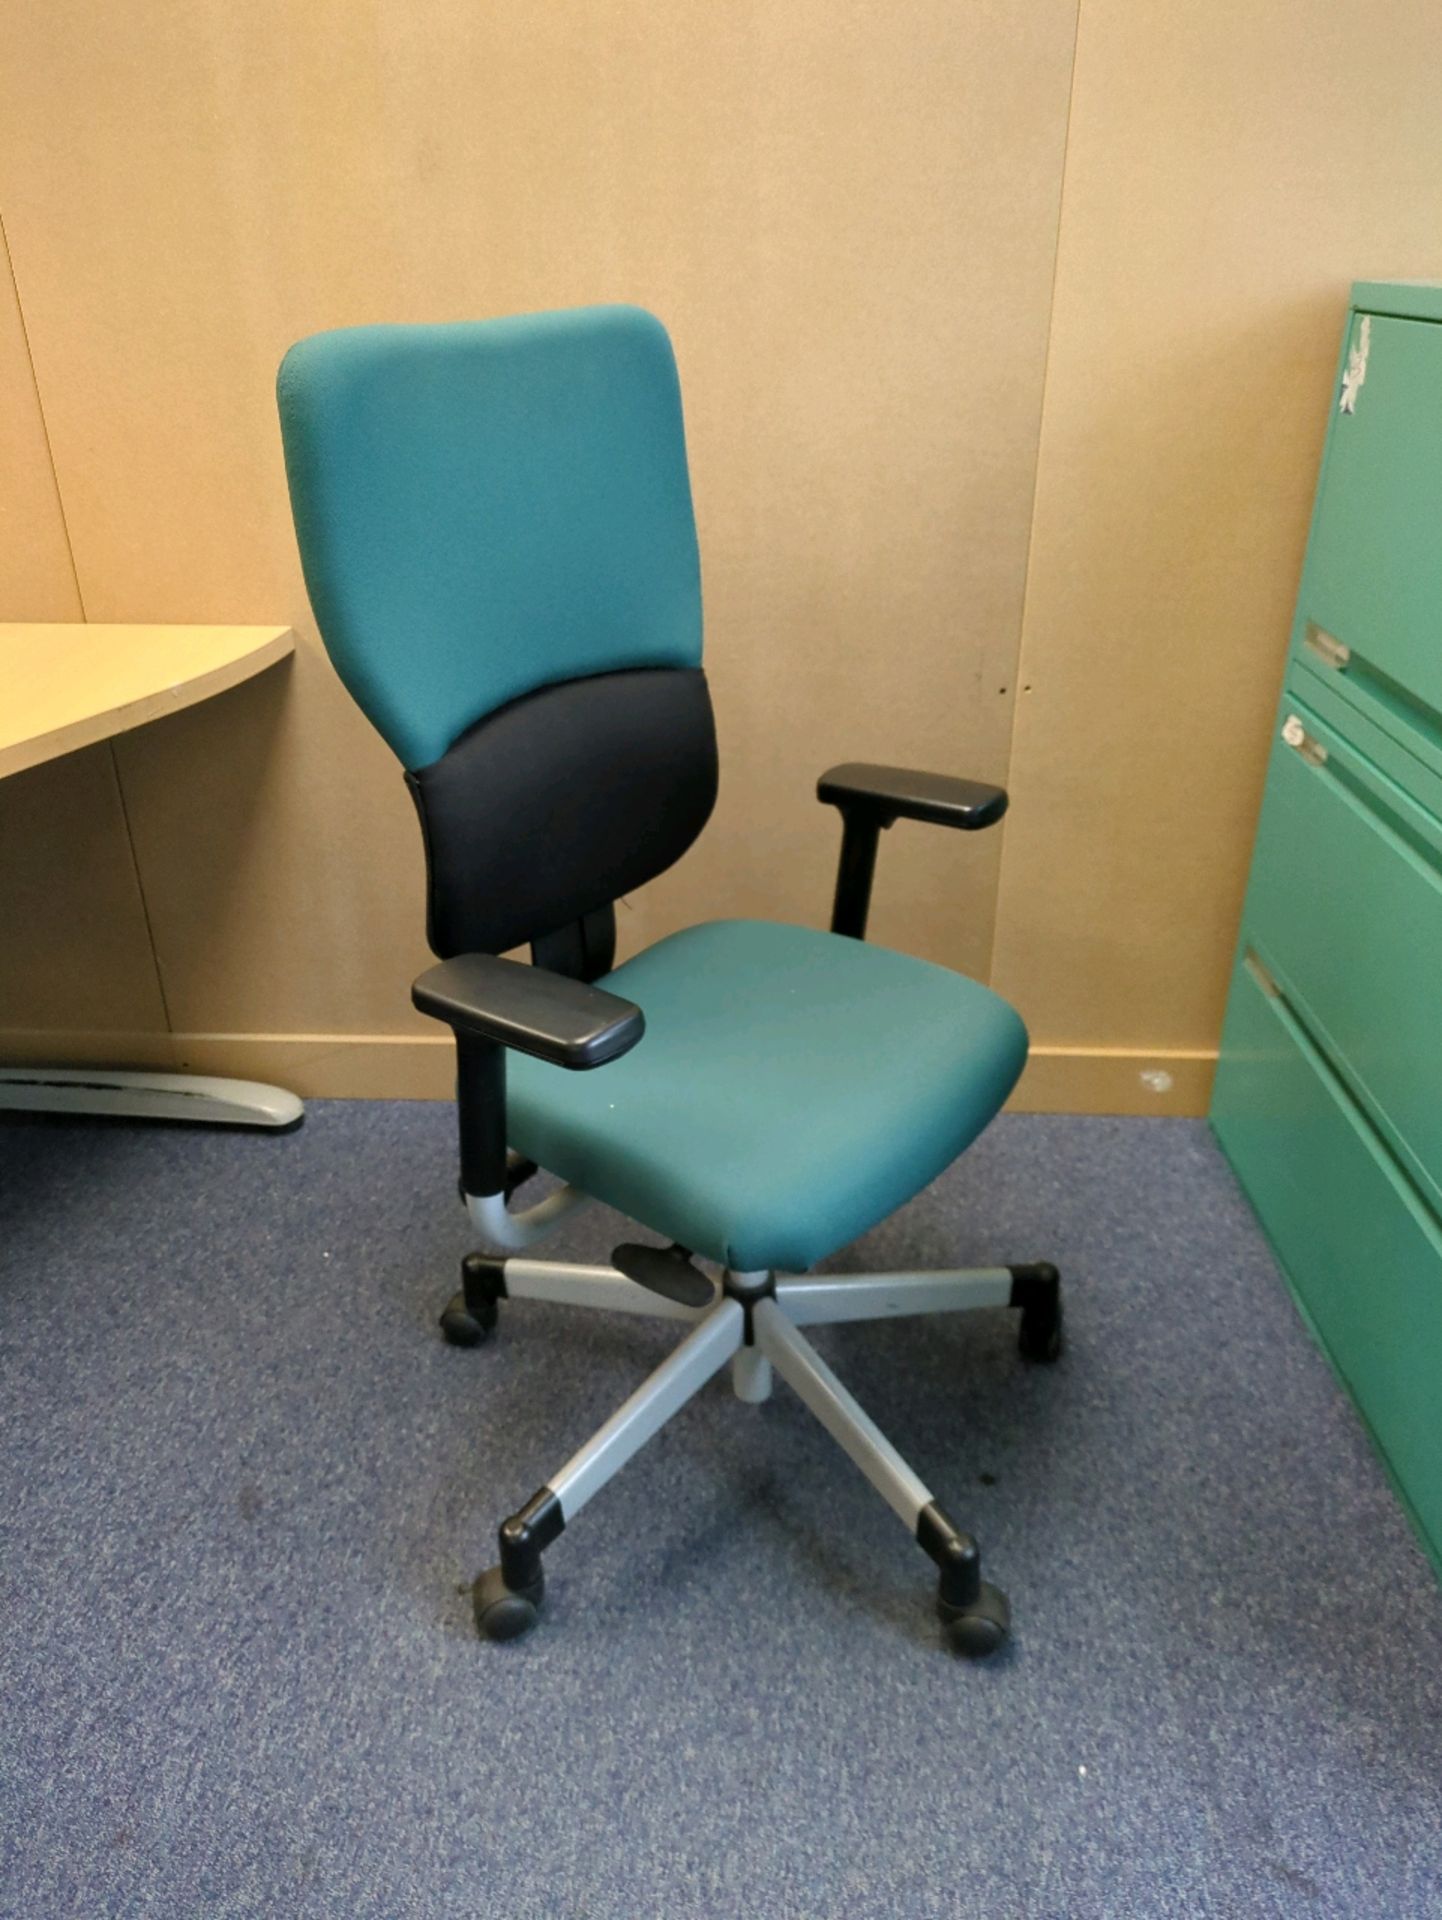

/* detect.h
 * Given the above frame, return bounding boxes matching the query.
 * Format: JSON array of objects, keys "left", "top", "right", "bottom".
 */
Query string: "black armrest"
[
  {"left": 412, "top": 952, "right": 644, "bottom": 1070},
  {"left": 816, "top": 762, "right": 1008, "bottom": 940},
  {"left": 413, "top": 953, "right": 644, "bottom": 1199},
  {"left": 817, "top": 763, "right": 1008, "bottom": 832}
]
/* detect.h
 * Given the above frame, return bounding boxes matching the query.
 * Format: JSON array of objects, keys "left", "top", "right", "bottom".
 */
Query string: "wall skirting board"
[
  {"left": 1006, "top": 1047, "right": 1215, "bottom": 1116},
  {"left": 0, "top": 1030, "right": 1217, "bottom": 1115}
]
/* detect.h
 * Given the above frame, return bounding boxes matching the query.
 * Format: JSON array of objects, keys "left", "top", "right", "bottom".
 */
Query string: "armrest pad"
[
  {"left": 412, "top": 953, "right": 644, "bottom": 1070},
  {"left": 817, "top": 762, "right": 1008, "bottom": 831}
]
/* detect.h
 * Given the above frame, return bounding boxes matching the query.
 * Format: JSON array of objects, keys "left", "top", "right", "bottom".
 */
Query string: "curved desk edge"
[
  {"left": 0, "top": 623, "right": 296, "bottom": 779},
  {"left": 1, "top": 622, "right": 303, "bottom": 1129}
]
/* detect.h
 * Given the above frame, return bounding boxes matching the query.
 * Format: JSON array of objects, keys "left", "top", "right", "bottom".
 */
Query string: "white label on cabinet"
[
  {"left": 1282, "top": 714, "right": 1328, "bottom": 766},
  {"left": 1340, "top": 314, "right": 1371, "bottom": 415}
]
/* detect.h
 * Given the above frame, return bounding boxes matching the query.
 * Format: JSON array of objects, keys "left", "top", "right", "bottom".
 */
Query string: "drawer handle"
[
  {"left": 1303, "top": 622, "right": 1351, "bottom": 671},
  {"left": 1281, "top": 714, "right": 1328, "bottom": 766}
]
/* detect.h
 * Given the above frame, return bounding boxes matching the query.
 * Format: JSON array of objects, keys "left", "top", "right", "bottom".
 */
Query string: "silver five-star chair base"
[{"left": 445, "top": 1191, "right": 1062, "bottom": 1658}]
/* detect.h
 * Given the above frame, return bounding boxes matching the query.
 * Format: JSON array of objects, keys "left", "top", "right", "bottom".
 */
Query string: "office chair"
[{"left": 276, "top": 306, "right": 1062, "bottom": 1657}]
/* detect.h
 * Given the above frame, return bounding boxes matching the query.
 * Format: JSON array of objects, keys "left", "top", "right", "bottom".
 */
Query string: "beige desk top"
[{"left": 0, "top": 623, "right": 295, "bottom": 778}]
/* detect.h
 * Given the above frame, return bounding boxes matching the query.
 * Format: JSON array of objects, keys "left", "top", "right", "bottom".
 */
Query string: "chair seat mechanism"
[{"left": 610, "top": 1242, "right": 716, "bottom": 1309}]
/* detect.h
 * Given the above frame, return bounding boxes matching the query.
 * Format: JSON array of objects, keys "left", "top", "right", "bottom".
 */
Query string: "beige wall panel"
[
  {"left": 0, "top": 0, "right": 1076, "bottom": 1053},
  {"left": 0, "top": 744, "right": 170, "bottom": 1037},
  {"left": 992, "top": 0, "right": 1442, "bottom": 1067},
  {"left": 0, "top": 219, "right": 167, "bottom": 1039}
]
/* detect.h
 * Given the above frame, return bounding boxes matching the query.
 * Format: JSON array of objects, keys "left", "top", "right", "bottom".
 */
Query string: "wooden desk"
[
  {"left": 0, "top": 622, "right": 303, "bottom": 1128},
  {"left": 0, "top": 622, "right": 295, "bottom": 777}
]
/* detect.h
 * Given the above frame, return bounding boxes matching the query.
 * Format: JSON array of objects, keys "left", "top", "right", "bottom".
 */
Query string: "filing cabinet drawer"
[
  {"left": 1301, "top": 311, "right": 1442, "bottom": 729},
  {"left": 1212, "top": 958, "right": 1442, "bottom": 1567},
  {"left": 1243, "top": 695, "right": 1442, "bottom": 1212}
]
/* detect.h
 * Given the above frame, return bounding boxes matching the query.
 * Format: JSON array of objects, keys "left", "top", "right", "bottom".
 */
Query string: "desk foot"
[{"left": 0, "top": 1067, "right": 304, "bottom": 1130}]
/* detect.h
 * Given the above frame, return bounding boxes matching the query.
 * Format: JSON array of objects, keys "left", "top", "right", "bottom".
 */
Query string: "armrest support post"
[
  {"left": 831, "top": 812, "right": 884, "bottom": 940},
  {"left": 456, "top": 1032, "right": 507, "bottom": 1198}
]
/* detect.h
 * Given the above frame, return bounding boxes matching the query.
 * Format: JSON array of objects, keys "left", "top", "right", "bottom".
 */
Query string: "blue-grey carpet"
[{"left": 2, "top": 1106, "right": 1440, "bottom": 1920}]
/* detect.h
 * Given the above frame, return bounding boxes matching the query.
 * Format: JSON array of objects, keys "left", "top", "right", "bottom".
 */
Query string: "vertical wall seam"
[
  {"left": 108, "top": 742, "right": 177, "bottom": 1035},
  {"left": 986, "top": 0, "right": 1085, "bottom": 987},
  {"left": 1, "top": 202, "right": 175, "bottom": 1040},
  {"left": 0, "top": 207, "right": 86, "bottom": 617}
]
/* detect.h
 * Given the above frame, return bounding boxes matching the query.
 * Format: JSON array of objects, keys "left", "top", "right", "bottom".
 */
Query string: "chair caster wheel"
[
  {"left": 1014, "top": 1264, "right": 1063, "bottom": 1363},
  {"left": 1018, "top": 1296, "right": 1064, "bottom": 1364},
  {"left": 939, "top": 1579, "right": 1011, "bottom": 1657},
  {"left": 472, "top": 1565, "right": 544, "bottom": 1641},
  {"left": 440, "top": 1291, "right": 494, "bottom": 1347},
  {"left": 442, "top": 1255, "right": 504, "bottom": 1346}
]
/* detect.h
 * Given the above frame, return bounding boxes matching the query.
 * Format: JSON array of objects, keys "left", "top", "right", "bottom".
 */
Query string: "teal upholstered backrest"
[{"left": 276, "top": 306, "right": 703, "bottom": 771}]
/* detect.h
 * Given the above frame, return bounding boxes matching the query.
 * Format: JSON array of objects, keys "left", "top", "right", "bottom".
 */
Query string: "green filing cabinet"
[{"left": 1211, "top": 280, "right": 1442, "bottom": 1578}]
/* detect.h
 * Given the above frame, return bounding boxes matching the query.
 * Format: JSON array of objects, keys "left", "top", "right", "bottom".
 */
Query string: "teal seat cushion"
[{"left": 505, "top": 920, "right": 1028, "bottom": 1274}]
